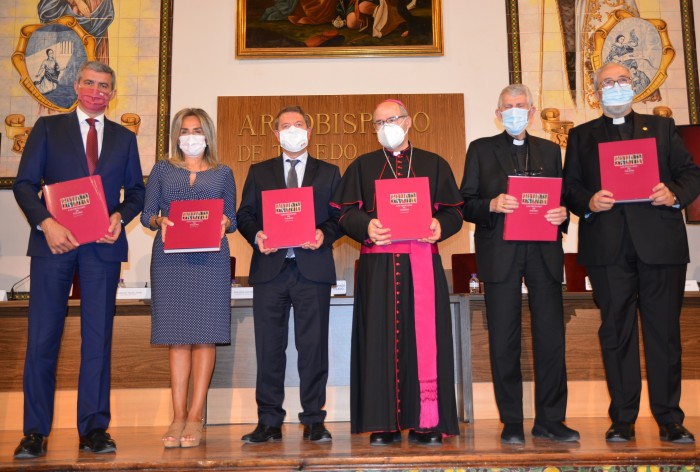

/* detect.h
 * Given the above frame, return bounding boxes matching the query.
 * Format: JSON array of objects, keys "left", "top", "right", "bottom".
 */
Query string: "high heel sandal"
[
  {"left": 162, "top": 420, "right": 186, "bottom": 448},
  {"left": 180, "top": 419, "right": 204, "bottom": 448}
]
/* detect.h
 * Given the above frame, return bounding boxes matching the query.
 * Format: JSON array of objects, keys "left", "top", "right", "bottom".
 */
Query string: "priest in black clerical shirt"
[
  {"left": 460, "top": 84, "right": 577, "bottom": 445},
  {"left": 564, "top": 61, "right": 700, "bottom": 444}
]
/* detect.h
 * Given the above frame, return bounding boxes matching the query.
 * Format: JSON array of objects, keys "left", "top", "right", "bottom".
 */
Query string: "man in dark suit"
[
  {"left": 461, "top": 84, "right": 579, "bottom": 444},
  {"left": 12, "top": 61, "right": 145, "bottom": 459},
  {"left": 564, "top": 62, "right": 700, "bottom": 443},
  {"left": 237, "top": 105, "right": 341, "bottom": 443}
]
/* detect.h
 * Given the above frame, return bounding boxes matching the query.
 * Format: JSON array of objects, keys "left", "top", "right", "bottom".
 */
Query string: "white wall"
[{"left": 1, "top": 0, "right": 699, "bottom": 290}]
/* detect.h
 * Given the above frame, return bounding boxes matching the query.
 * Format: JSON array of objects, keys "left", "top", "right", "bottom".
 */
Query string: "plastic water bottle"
[{"left": 469, "top": 273, "right": 480, "bottom": 294}]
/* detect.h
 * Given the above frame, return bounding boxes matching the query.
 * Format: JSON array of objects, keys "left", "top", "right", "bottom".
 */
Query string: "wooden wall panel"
[
  {"left": 217, "top": 94, "right": 471, "bottom": 293},
  {"left": 0, "top": 301, "right": 170, "bottom": 391}
]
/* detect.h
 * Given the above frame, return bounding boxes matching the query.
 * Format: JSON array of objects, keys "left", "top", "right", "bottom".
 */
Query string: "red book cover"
[
  {"left": 164, "top": 199, "right": 224, "bottom": 253},
  {"left": 375, "top": 177, "right": 432, "bottom": 241},
  {"left": 262, "top": 187, "right": 316, "bottom": 249},
  {"left": 598, "top": 137, "right": 660, "bottom": 202},
  {"left": 43, "top": 175, "right": 110, "bottom": 244},
  {"left": 504, "top": 176, "right": 562, "bottom": 242}
]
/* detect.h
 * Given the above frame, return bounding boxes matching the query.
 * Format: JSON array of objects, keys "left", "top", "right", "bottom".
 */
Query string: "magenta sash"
[{"left": 361, "top": 241, "right": 439, "bottom": 428}]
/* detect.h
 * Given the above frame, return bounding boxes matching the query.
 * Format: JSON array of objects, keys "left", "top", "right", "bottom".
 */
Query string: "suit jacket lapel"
[
  {"left": 66, "top": 111, "right": 91, "bottom": 176},
  {"left": 494, "top": 133, "right": 514, "bottom": 177},
  {"left": 97, "top": 118, "right": 115, "bottom": 174},
  {"left": 632, "top": 111, "right": 652, "bottom": 139},
  {"left": 527, "top": 135, "right": 545, "bottom": 174},
  {"left": 301, "top": 156, "right": 318, "bottom": 187},
  {"left": 591, "top": 116, "right": 608, "bottom": 147},
  {"left": 273, "top": 155, "right": 287, "bottom": 189}
]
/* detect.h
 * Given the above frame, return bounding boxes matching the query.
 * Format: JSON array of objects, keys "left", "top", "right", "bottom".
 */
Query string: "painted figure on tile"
[
  {"left": 33, "top": 48, "right": 61, "bottom": 94},
  {"left": 38, "top": 0, "right": 114, "bottom": 63}
]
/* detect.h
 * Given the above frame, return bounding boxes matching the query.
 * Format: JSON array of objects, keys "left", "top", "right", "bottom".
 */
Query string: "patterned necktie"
[
  {"left": 286, "top": 159, "right": 300, "bottom": 258},
  {"left": 287, "top": 159, "right": 299, "bottom": 188},
  {"left": 86, "top": 118, "right": 98, "bottom": 175}
]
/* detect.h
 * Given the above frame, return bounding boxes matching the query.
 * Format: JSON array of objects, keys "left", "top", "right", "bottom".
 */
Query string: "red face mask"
[{"left": 76, "top": 86, "right": 109, "bottom": 114}]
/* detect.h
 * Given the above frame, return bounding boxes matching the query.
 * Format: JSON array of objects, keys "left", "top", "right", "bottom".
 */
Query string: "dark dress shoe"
[
  {"left": 532, "top": 420, "right": 580, "bottom": 442},
  {"left": 303, "top": 422, "right": 332, "bottom": 442},
  {"left": 605, "top": 422, "right": 635, "bottom": 442},
  {"left": 14, "top": 433, "right": 47, "bottom": 459},
  {"left": 79, "top": 428, "right": 116, "bottom": 454},
  {"left": 501, "top": 423, "right": 525, "bottom": 445},
  {"left": 659, "top": 423, "right": 695, "bottom": 444},
  {"left": 241, "top": 423, "right": 282, "bottom": 443},
  {"left": 369, "top": 431, "right": 402, "bottom": 446},
  {"left": 408, "top": 430, "right": 443, "bottom": 445}
]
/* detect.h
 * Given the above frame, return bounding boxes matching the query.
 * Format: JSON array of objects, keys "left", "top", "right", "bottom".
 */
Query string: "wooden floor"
[{"left": 0, "top": 417, "right": 698, "bottom": 471}]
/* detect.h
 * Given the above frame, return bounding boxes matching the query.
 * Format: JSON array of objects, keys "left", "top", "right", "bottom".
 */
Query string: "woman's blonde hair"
[{"left": 169, "top": 108, "right": 219, "bottom": 169}]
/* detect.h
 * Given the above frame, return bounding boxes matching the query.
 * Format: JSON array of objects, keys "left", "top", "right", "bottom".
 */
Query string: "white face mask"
[
  {"left": 377, "top": 123, "right": 407, "bottom": 151},
  {"left": 279, "top": 126, "right": 308, "bottom": 153},
  {"left": 178, "top": 134, "right": 207, "bottom": 157}
]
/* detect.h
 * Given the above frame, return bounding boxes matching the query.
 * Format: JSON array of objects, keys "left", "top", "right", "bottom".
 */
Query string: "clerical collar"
[
  {"left": 603, "top": 113, "right": 632, "bottom": 126},
  {"left": 386, "top": 144, "right": 412, "bottom": 158},
  {"left": 504, "top": 131, "right": 527, "bottom": 146}
]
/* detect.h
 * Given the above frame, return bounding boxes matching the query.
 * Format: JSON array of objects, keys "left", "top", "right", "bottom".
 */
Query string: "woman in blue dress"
[{"left": 141, "top": 108, "right": 237, "bottom": 448}]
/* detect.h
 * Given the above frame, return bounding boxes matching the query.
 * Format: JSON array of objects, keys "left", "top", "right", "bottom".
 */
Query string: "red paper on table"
[
  {"left": 262, "top": 186, "right": 316, "bottom": 249},
  {"left": 43, "top": 175, "right": 110, "bottom": 244},
  {"left": 164, "top": 199, "right": 224, "bottom": 253},
  {"left": 598, "top": 137, "right": 660, "bottom": 202},
  {"left": 375, "top": 177, "right": 432, "bottom": 241},
  {"left": 503, "top": 176, "right": 562, "bottom": 242}
]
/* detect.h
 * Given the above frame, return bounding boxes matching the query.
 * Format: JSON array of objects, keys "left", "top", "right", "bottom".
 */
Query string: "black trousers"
[
  {"left": 252, "top": 260, "right": 331, "bottom": 427},
  {"left": 483, "top": 243, "right": 568, "bottom": 424},
  {"left": 586, "top": 227, "right": 686, "bottom": 425}
]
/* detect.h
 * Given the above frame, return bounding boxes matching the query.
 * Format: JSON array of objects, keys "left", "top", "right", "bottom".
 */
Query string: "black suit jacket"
[
  {"left": 237, "top": 155, "right": 341, "bottom": 285},
  {"left": 563, "top": 112, "right": 700, "bottom": 266},
  {"left": 460, "top": 132, "right": 566, "bottom": 283},
  {"left": 13, "top": 111, "right": 145, "bottom": 262}
]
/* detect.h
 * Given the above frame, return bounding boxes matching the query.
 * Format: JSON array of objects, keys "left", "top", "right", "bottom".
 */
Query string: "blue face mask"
[
  {"left": 500, "top": 107, "right": 530, "bottom": 136},
  {"left": 601, "top": 83, "right": 634, "bottom": 106}
]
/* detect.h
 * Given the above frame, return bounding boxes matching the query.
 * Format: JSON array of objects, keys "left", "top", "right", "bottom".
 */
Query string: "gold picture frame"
[{"left": 236, "top": 0, "right": 443, "bottom": 59}]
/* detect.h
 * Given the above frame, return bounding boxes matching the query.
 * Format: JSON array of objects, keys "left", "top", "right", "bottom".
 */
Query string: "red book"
[
  {"left": 503, "top": 176, "right": 562, "bottom": 242},
  {"left": 164, "top": 199, "right": 224, "bottom": 253},
  {"left": 43, "top": 175, "right": 110, "bottom": 244},
  {"left": 262, "top": 187, "right": 316, "bottom": 249},
  {"left": 598, "top": 137, "right": 660, "bottom": 202},
  {"left": 375, "top": 177, "right": 432, "bottom": 241}
]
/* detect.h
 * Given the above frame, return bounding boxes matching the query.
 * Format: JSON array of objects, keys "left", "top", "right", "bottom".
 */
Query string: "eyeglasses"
[
  {"left": 373, "top": 115, "right": 407, "bottom": 130},
  {"left": 600, "top": 77, "right": 631, "bottom": 90}
]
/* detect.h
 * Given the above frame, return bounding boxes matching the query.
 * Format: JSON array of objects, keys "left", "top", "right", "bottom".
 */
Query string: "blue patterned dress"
[{"left": 141, "top": 159, "right": 237, "bottom": 345}]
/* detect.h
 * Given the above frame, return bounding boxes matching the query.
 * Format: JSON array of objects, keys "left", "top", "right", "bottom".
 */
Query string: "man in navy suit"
[
  {"left": 12, "top": 61, "right": 145, "bottom": 459},
  {"left": 564, "top": 62, "right": 700, "bottom": 443},
  {"left": 461, "top": 84, "right": 578, "bottom": 445},
  {"left": 237, "top": 105, "right": 341, "bottom": 443}
]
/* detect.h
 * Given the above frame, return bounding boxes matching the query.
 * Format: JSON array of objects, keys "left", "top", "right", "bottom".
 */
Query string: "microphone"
[{"left": 9, "top": 275, "right": 30, "bottom": 300}]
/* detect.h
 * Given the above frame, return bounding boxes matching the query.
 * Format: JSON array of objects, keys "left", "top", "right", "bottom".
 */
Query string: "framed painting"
[
  {"left": 236, "top": 0, "right": 443, "bottom": 58},
  {"left": 0, "top": 0, "right": 174, "bottom": 188}
]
